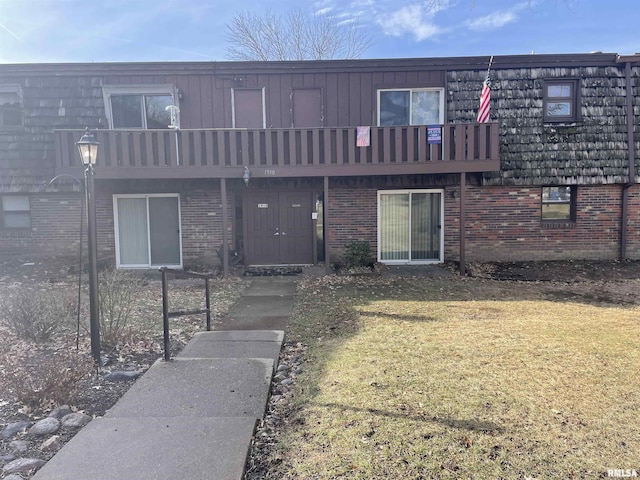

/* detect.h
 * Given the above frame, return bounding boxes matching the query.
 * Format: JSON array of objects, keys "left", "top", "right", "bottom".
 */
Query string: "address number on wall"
[{"left": 264, "top": 169, "right": 276, "bottom": 176}]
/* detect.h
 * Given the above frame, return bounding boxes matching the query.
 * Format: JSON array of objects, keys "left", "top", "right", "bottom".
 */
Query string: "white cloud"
[
  {"left": 315, "top": 7, "right": 333, "bottom": 15},
  {"left": 378, "top": 3, "right": 441, "bottom": 41},
  {"left": 465, "top": 1, "right": 538, "bottom": 33},
  {"left": 466, "top": 10, "right": 517, "bottom": 31}
]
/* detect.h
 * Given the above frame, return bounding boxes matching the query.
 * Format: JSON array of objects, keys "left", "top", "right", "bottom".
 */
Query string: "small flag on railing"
[
  {"left": 477, "top": 56, "right": 493, "bottom": 123},
  {"left": 357, "top": 126, "right": 370, "bottom": 147}
]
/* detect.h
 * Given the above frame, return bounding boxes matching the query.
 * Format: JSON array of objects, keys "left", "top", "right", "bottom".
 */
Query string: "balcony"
[{"left": 54, "top": 124, "right": 500, "bottom": 179}]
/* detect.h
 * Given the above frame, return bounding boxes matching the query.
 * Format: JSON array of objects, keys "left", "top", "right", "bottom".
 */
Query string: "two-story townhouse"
[{"left": 0, "top": 53, "right": 638, "bottom": 274}]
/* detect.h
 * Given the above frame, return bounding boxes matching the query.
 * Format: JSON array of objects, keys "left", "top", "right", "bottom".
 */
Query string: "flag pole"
[{"left": 486, "top": 55, "right": 494, "bottom": 80}]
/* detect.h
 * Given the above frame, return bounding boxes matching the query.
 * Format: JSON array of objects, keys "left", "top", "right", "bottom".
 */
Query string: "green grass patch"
[{"left": 271, "top": 276, "right": 640, "bottom": 479}]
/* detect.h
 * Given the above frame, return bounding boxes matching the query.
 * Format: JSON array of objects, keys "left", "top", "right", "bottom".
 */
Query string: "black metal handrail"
[{"left": 160, "top": 267, "right": 215, "bottom": 361}]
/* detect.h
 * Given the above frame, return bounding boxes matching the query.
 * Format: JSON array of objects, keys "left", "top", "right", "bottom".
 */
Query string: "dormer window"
[
  {"left": 0, "top": 84, "right": 23, "bottom": 129},
  {"left": 103, "top": 85, "right": 178, "bottom": 129}
]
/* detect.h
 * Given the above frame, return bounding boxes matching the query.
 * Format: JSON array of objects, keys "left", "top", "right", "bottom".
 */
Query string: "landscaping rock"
[
  {"left": 28, "top": 417, "right": 60, "bottom": 437},
  {"left": 40, "top": 435, "right": 62, "bottom": 452},
  {"left": 1, "top": 422, "right": 31, "bottom": 440},
  {"left": 61, "top": 412, "right": 92, "bottom": 428},
  {"left": 104, "top": 370, "right": 143, "bottom": 382},
  {"left": 2, "top": 458, "right": 46, "bottom": 474},
  {"left": 8, "top": 440, "right": 29, "bottom": 453},
  {"left": 48, "top": 405, "right": 72, "bottom": 419}
]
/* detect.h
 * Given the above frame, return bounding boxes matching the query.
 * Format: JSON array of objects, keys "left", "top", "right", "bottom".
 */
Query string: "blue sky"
[{"left": 0, "top": 0, "right": 637, "bottom": 63}]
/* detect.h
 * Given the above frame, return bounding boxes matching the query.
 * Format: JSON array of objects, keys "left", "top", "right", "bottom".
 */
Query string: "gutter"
[{"left": 619, "top": 57, "right": 638, "bottom": 260}]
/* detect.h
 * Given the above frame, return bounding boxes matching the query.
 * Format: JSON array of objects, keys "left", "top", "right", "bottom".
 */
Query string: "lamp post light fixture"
[{"left": 76, "top": 128, "right": 101, "bottom": 364}]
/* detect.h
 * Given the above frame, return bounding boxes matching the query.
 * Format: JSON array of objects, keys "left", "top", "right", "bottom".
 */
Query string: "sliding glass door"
[
  {"left": 378, "top": 190, "right": 443, "bottom": 263},
  {"left": 114, "top": 194, "right": 182, "bottom": 268}
]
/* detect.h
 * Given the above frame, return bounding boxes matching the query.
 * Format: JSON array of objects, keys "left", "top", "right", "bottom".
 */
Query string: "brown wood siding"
[{"left": 0, "top": 53, "right": 630, "bottom": 193}]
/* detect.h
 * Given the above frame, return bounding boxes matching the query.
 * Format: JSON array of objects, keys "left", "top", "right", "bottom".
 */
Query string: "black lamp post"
[{"left": 76, "top": 128, "right": 101, "bottom": 364}]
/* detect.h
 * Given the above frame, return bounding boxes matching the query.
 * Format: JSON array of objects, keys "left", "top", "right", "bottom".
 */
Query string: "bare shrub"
[
  {"left": 0, "top": 288, "right": 74, "bottom": 342},
  {"left": 0, "top": 347, "right": 94, "bottom": 410},
  {"left": 98, "top": 269, "right": 144, "bottom": 349}
]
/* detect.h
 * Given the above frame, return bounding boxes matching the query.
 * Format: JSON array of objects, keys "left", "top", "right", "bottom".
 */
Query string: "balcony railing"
[{"left": 55, "top": 124, "right": 499, "bottom": 179}]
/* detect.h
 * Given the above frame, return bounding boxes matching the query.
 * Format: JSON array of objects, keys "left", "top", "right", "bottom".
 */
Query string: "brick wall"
[
  {"left": 0, "top": 192, "right": 84, "bottom": 256},
  {"left": 327, "top": 183, "right": 638, "bottom": 263},
  {"left": 328, "top": 186, "right": 377, "bottom": 262},
  {"left": 625, "top": 184, "right": 640, "bottom": 259},
  {"left": 464, "top": 184, "right": 623, "bottom": 261},
  {"left": 5, "top": 182, "right": 638, "bottom": 265},
  {"left": 95, "top": 180, "right": 232, "bottom": 266}
]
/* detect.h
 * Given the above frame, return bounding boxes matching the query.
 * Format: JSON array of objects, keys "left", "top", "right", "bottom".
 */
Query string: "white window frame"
[
  {"left": 113, "top": 193, "right": 182, "bottom": 269},
  {"left": 231, "top": 87, "right": 266, "bottom": 128},
  {"left": 1, "top": 194, "right": 31, "bottom": 229},
  {"left": 377, "top": 88, "right": 445, "bottom": 126},
  {"left": 377, "top": 189, "right": 444, "bottom": 264},
  {"left": 102, "top": 85, "right": 179, "bottom": 129}
]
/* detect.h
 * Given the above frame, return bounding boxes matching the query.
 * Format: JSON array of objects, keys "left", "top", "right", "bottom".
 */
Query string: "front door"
[
  {"left": 377, "top": 190, "right": 443, "bottom": 264},
  {"left": 244, "top": 191, "right": 314, "bottom": 265}
]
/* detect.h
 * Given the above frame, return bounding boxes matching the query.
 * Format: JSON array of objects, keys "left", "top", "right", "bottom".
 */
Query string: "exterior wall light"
[{"left": 243, "top": 166, "right": 251, "bottom": 186}]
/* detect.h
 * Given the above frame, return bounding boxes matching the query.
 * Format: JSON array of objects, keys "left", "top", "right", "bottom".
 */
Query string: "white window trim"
[
  {"left": 377, "top": 189, "right": 444, "bottom": 265},
  {"left": 231, "top": 87, "right": 266, "bottom": 128},
  {"left": 1, "top": 194, "right": 31, "bottom": 229},
  {"left": 113, "top": 193, "right": 182, "bottom": 269},
  {"left": 102, "top": 85, "right": 179, "bottom": 130},
  {"left": 377, "top": 88, "right": 445, "bottom": 126}
]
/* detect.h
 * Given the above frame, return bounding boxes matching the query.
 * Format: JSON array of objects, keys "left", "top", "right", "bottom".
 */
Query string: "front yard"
[{"left": 250, "top": 270, "right": 640, "bottom": 479}]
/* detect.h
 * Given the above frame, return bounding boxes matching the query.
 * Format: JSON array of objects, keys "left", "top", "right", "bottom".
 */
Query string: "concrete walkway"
[{"left": 33, "top": 276, "right": 295, "bottom": 480}]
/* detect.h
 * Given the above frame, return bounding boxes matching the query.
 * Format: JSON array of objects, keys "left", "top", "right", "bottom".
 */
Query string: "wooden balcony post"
[{"left": 459, "top": 172, "right": 466, "bottom": 276}]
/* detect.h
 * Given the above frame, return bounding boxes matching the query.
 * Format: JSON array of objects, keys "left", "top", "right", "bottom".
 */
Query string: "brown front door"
[{"left": 244, "top": 191, "right": 314, "bottom": 265}]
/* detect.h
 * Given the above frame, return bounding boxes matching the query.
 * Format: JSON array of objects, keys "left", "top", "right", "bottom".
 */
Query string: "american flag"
[{"left": 477, "top": 74, "right": 491, "bottom": 123}]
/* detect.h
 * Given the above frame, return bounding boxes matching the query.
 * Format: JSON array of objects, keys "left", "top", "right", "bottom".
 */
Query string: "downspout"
[
  {"left": 221, "top": 178, "right": 229, "bottom": 277},
  {"left": 621, "top": 61, "right": 636, "bottom": 260},
  {"left": 459, "top": 172, "right": 466, "bottom": 275},
  {"left": 324, "top": 176, "right": 331, "bottom": 275}
]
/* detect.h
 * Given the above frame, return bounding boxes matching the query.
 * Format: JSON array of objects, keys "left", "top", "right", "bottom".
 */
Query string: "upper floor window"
[
  {"left": 378, "top": 88, "right": 444, "bottom": 126},
  {"left": 103, "top": 85, "right": 178, "bottom": 129},
  {"left": 543, "top": 80, "right": 579, "bottom": 122},
  {"left": 1, "top": 195, "right": 31, "bottom": 229},
  {"left": 0, "top": 84, "right": 23, "bottom": 129},
  {"left": 541, "top": 186, "right": 576, "bottom": 223}
]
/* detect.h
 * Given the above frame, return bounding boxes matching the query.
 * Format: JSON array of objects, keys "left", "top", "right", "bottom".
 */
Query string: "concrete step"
[
  {"left": 33, "top": 416, "right": 256, "bottom": 480},
  {"left": 178, "top": 330, "right": 284, "bottom": 363},
  {"left": 106, "top": 357, "right": 274, "bottom": 419}
]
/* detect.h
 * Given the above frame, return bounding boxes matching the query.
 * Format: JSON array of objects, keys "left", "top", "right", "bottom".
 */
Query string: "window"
[
  {"left": 543, "top": 80, "right": 578, "bottom": 122},
  {"left": 542, "top": 186, "right": 576, "bottom": 222},
  {"left": 1, "top": 195, "right": 31, "bottom": 229},
  {"left": 378, "top": 190, "right": 443, "bottom": 263},
  {"left": 0, "top": 84, "right": 23, "bottom": 129},
  {"left": 113, "top": 194, "right": 182, "bottom": 268},
  {"left": 378, "top": 88, "right": 444, "bottom": 126},
  {"left": 103, "top": 85, "right": 178, "bottom": 129}
]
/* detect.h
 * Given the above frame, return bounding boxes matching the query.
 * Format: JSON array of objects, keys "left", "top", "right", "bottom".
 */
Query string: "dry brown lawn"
[{"left": 265, "top": 274, "right": 640, "bottom": 479}]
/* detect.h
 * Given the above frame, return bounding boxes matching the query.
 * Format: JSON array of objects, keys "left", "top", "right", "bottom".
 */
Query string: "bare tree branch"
[{"left": 226, "top": 8, "right": 372, "bottom": 61}]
